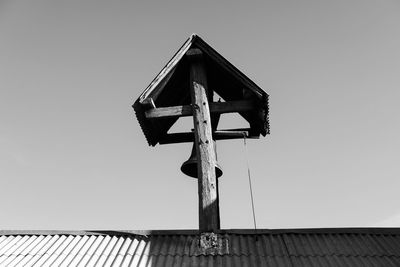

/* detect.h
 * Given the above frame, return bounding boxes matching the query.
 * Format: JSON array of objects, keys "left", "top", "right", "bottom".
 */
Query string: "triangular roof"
[{"left": 133, "top": 34, "right": 269, "bottom": 146}]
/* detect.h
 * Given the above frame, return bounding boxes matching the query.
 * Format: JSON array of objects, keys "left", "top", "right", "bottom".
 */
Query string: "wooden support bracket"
[{"left": 159, "top": 129, "right": 258, "bottom": 145}]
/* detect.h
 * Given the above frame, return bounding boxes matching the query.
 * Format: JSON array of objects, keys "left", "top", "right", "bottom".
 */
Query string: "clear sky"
[{"left": 1, "top": 0, "right": 399, "bottom": 230}]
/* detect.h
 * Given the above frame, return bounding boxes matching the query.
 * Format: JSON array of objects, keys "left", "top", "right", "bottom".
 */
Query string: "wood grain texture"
[
  {"left": 144, "top": 100, "right": 255, "bottom": 119},
  {"left": 188, "top": 48, "right": 220, "bottom": 232},
  {"left": 133, "top": 35, "right": 270, "bottom": 147},
  {"left": 158, "top": 129, "right": 258, "bottom": 144}
]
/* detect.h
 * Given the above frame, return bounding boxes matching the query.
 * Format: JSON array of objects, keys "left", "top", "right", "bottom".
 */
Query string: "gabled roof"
[
  {"left": 133, "top": 34, "right": 269, "bottom": 146},
  {"left": 1, "top": 228, "right": 400, "bottom": 266}
]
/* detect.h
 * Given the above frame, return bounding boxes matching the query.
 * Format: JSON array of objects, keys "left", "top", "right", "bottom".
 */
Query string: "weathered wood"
[
  {"left": 159, "top": 129, "right": 258, "bottom": 144},
  {"left": 145, "top": 105, "right": 192, "bottom": 119},
  {"left": 134, "top": 35, "right": 270, "bottom": 147},
  {"left": 187, "top": 48, "right": 220, "bottom": 232},
  {"left": 144, "top": 100, "right": 255, "bottom": 119}
]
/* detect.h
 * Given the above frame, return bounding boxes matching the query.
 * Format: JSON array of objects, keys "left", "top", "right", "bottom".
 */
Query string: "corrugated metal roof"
[{"left": 1, "top": 228, "right": 400, "bottom": 266}]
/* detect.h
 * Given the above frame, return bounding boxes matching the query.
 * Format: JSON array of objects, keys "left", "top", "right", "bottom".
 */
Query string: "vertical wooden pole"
[{"left": 187, "top": 48, "right": 220, "bottom": 232}]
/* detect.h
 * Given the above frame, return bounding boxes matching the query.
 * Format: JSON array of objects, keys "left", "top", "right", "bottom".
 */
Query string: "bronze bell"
[{"left": 181, "top": 141, "right": 223, "bottom": 178}]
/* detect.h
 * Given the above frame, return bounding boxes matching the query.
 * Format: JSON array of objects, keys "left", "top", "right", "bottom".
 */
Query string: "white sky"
[{"left": 0, "top": 0, "right": 400, "bottom": 230}]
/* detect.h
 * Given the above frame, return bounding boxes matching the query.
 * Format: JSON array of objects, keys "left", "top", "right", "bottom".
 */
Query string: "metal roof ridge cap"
[
  {"left": 219, "top": 227, "right": 400, "bottom": 235},
  {"left": 2, "top": 228, "right": 400, "bottom": 237},
  {"left": 0, "top": 230, "right": 109, "bottom": 236},
  {"left": 0, "top": 230, "right": 200, "bottom": 237}
]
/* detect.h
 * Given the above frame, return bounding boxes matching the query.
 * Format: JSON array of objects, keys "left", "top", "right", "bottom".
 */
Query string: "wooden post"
[{"left": 187, "top": 48, "right": 220, "bottom": 232}]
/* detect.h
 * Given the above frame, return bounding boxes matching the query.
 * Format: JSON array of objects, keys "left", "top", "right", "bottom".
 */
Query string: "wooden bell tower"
[{"left": 133, "top": 34, "right": 269, "bottom": 233}]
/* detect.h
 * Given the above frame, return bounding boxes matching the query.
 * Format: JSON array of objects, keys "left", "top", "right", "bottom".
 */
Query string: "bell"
[{"left": 181, "top": 141, "right": 223, "bottom": 178}]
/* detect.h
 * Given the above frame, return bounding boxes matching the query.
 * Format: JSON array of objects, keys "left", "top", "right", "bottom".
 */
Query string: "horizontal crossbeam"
[
  {"left": 144, "top": 100, "right": 255, "bottom": 119},
  {"left": 158, "top": 129, "right": 259, "bottom": 145}
]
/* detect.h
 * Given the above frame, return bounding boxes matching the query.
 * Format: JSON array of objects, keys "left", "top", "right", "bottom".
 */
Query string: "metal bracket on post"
[{"left": 192, "top": 232, "right": 229, "bottom": 256}]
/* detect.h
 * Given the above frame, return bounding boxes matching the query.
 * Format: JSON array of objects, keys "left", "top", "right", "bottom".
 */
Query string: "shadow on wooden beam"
[{"left": 159, "top": 129, "right": 259, "bottom": 145}]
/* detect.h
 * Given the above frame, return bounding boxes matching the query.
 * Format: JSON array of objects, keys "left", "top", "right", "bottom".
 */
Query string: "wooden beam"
[
  {"left": 211, "top": 100, "right": 254, "bottom": 114},
  {"left": 144, "top": 100, "right": 255, "bottom": 119},
  {"left": 158, "top": 129, "right": 258, "bottom": 144},
  {"left": 145, "top": 105, "right": 192, "bottom": 119},
  {"left": 187, "top": 48, "right": 220, "bottom": 232}
]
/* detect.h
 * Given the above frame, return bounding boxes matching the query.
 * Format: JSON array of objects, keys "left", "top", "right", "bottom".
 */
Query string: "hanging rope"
[{"left": 243, "top": 133, "right": 258, "bottom": 235}]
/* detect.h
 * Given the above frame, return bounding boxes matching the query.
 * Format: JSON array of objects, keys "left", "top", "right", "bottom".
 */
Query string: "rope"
[{"left": 243, "top": 133, "right": 258, "bottom": 236}]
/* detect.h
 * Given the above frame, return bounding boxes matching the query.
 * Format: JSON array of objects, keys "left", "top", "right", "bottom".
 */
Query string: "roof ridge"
[{"left": 2, "top": 228, "right": 400, "bottom": 236}]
